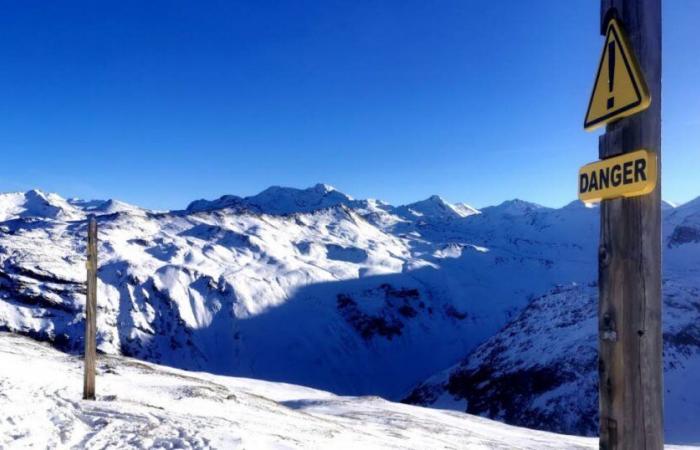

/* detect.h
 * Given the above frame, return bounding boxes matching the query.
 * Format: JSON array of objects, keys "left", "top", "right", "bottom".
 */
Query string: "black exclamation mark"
[{"left": 607, "top": 41, "right": 616, "bottom": 109}]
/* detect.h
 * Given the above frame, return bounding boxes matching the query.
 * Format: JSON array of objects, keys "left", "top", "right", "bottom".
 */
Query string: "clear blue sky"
[{"left": 0, "top": 1, "right": 697, "bottom": 210}]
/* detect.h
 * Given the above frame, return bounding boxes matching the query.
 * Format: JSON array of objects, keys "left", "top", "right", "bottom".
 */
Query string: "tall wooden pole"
[
  {"left": 597, "top": 0, "right": 662, "bottom": 449},
  {"left": 83, "top": 215, "right": 98, "bottom": 400}
]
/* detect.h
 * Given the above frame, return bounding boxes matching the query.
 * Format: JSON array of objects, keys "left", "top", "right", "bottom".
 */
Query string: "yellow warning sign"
[
  {"left": 584, "top": 18, "right": 650, "bottom": 131},
  {"left": 578, "top": 150, "right": 657, "bottom": 203}
]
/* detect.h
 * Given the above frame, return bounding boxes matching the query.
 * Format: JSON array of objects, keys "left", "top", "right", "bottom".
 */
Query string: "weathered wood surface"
[
  {"left": 83, "top": 216, "right": 98, "bottom": 401},
  {"left": 597, "top": 0, "right": 663, "bottom": 449}
]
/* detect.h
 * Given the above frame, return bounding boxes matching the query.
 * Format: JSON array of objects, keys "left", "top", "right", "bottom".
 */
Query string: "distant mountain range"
[{"left": 0, "top": 184, "right": 698, "bottom": 443}]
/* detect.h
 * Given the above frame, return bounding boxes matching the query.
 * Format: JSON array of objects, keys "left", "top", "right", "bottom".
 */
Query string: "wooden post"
[
  {"left": 597, "top": 0, "right": 662, "bottom": 449},
  {"left": 83, "top": 215, "right": 98, "bottom": 400}
]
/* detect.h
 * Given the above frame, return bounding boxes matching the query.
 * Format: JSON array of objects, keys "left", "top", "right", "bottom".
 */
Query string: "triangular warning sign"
[{"left": 584, "top": 18, "right": 650, "bottom": 131}]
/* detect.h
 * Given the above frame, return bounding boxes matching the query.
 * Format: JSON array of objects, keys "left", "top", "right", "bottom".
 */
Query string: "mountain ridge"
[{"left": 8, "top": 185, "right": 698, "bottom": 223}]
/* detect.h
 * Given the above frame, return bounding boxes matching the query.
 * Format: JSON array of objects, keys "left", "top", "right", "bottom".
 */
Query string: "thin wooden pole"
[
  {"left": 597, "top": 0, "right": 662, "bottom": 449},
  {"left": 83, "top": 215, "right": 97, "bottom": 400}
]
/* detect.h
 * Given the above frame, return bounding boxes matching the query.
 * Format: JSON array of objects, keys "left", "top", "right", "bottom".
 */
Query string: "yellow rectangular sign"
[{"left": 578, "top": 150, "right": 657, "bottom": 203}]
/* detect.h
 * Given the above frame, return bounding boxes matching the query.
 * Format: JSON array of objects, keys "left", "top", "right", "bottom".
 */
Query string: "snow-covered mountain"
[
  {"left": 397, "top": 195, "right": 479, "bottom": 221},
  {"left": 0, "top": 189, "right": 84, "bottom": 222},
  {"left": 0, "top": 183, "right": 698, "bottom": 443},
  {"left": 0, "top": 185, "right": 534, "bottom": 401},
  {"left": 187, "top": 183, "right": 355, "bottom": 214},
  {"left": 405, "top": 198, "right": 700, "bottom": 445}
]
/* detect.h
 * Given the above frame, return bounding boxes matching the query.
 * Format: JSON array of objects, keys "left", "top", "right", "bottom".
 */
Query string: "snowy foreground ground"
[{"left": 1, "top": 334, "right": 695, "bottom": 450}]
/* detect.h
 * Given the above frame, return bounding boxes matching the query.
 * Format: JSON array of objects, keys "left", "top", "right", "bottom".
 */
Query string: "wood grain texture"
[
  {"left": 597, "top": 0, "right": 663, "bottom": 449},
  {"left": 83, "top": 216, "right": 97, "bottom": 401}
]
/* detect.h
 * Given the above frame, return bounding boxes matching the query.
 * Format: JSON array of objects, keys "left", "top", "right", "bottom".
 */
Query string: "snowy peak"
[
  {"left": 245, "top": 183, "right": 353, "bottom": 214},
  {"left": 186, "top": 195, "right": 243, "bottom": 213},
  {"left": 480, "top": 199, "right": 547, "bottom": 216},
  {"left": 399, "top": 195, "right": 478, "bottom": 221},
  {"left": 0, "top": 190, "right": 146, "bottom": 221},
  {"left": 0, "top": 190, "right": 83, "bottom": 221},
  {"left": 187, "top": 184, "right": 355, "bottom": 215},
  {"left": 312, "top": 183, "right": 337, "bottom": 194},
  {"left": 70, "top": 198, "right": 143, "bottom": 215}
]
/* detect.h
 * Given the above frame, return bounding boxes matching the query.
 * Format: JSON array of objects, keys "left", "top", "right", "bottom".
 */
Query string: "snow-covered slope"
[
  {"left": 405, "top": 198, "right": 700, "bottom": 445},
  {"left": 6, "top": 332, "right": 688, "bottom": 450}
]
